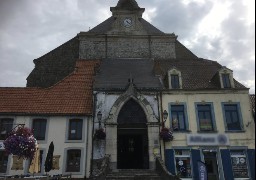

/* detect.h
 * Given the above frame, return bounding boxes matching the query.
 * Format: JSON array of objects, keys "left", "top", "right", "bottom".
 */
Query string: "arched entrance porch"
[{"left": 117, "top": 99, "right": 149, "bottom": 169}]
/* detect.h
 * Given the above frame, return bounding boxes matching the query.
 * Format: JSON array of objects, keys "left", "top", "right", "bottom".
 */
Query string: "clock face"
[{"left": 123, "top": 18, "right": 132, "bottom": 28}]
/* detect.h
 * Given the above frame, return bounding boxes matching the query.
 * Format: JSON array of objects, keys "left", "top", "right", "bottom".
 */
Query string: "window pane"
[
  {"left": 0, "top": 119, "right": 14, "bottom": 140},
  {"left": 171, "top": 105, "right": 186, "bottom": 131},
  {"left": 175, "top": 149, "right": 191, "bottom": 178},
  {"left": 178, "top": 112, "right": 185, "bottom": 130},
  {"left": 33, "top": 119, "right": 47, "bottom": 140},
  {"left": 69, "top": 119, "right": 83, "bottom": 140},
  {"left": 230, "top": 150, "right": 249, "bottom": 178},
  {"left": 171, "top": 75, "right": 179, "bottom": 89},
  {"left": 224, "top": 105, "right": 242, "bottom": 131},
  {"left": 66, "top": 150, "right": 81, "bottom": 172},
  {"left": 197, "top": 105, "right": 214, "bottom": 131},
  {"left": 0, "top": 151, "right": 8, "bottom": 173},
  {"left": 222, "top": 74, "right": 231, "bottom": 88}
]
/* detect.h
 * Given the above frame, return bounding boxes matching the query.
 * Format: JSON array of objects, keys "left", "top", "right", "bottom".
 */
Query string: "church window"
[
  {"left": 32, "top": 119, "right": 47, "bottom": 140},
  {"left": 68, "top": 119, "right": 83, "bottom": 140},
  {"left": 66, "top": 149, "right": 81, "bottom": 172}
]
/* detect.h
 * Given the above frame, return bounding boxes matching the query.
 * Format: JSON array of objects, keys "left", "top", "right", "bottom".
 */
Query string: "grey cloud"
[{"left": 150, "top": 0, "right": 214, "bottom": 39}]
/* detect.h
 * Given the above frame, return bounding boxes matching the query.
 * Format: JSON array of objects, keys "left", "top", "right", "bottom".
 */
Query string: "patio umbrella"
[
  {"left": 44, "top": 141, "right": 54, "bottom": 173},
  {"left": 29, "top": 144, "right": 40, "bottom": 174}
]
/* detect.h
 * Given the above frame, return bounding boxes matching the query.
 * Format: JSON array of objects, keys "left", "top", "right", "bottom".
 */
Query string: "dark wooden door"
[{"left": 118, "top": 134, "right": 143, "bottom": 169}]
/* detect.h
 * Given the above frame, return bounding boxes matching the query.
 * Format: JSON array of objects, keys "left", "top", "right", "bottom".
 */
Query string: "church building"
[{"left": 0, "top": 0, "right": 255, "bottom": 179}]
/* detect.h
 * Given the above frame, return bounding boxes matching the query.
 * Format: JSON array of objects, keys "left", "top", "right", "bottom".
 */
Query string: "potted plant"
[
  {"left": 160, "top": 127, "right": 173, "bottom": 142},
  {"left": 94, "top": 128, "right": 106, "bottom": 140},
  {"left": 3, "top": 126, "right": 37, "bottom": 159}
]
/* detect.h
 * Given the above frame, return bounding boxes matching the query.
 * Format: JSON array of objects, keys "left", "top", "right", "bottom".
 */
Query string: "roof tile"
[{"left": 0, "top": 60, "right": 99, "bottom": 115}]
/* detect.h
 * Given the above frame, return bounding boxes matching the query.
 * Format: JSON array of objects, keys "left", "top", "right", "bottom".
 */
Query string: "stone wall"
[{"left": 79, "top": 33, "right": 176, "bottom": 59}]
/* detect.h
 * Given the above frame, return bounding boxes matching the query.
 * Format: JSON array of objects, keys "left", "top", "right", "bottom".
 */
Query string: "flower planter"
[
  {"left": 160, "top": 127, "right": 173, "bottom": 142},
  {"left": 3, "top": 127, "right": 37, "bottom": 159},
  {"left": 94, "top": 128, "right": 106, "bottom": 140}
]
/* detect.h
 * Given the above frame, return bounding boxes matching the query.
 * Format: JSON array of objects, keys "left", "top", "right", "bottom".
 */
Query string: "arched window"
[{"left": 117, "top": 99, "right": 147, "bottom": 125}]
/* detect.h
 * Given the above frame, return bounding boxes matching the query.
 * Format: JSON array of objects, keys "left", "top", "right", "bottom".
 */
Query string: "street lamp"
[{"left": 97, "top": 111, "right": 102, "bottom": 128}]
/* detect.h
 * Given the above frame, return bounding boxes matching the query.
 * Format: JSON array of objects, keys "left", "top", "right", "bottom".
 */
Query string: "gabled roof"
[
  {"left": 0, "top": 60, "right": 99, "bottom": 116},
  {"left": 89, "top": 17, "right": 165, "bottom": 35},
  {"left": 94, "top": 58, "right": 163, "bottom": 90}
]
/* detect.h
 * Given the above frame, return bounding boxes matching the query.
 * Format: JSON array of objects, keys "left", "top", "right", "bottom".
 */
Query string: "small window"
[
  {"left": 174, "top": 149, "right": 192, "bottom": 178},
  {"left": 0, "top": 118, "right": 14, "bottom": 140},
  {"left": 32, "top": 119, "right": 47, "bottom": 140},
  {"left": 68, "top": 119, "right": 83, "bottom": 140},
  {"left": 66, "top": 149, "right": 81, "bottom": 172},
  {"left": 223, "top": 104, "right": 243, "bottom": 131},
  {"left": 171, "top": 75, "right": 180, "bottom": 89},
  {"left": 222, "top": 74, "right": 231, "bottom": 88},
  {"left": 196, "top": 104, "right": 215, "bottom": 131},
  {"left": 170, "top": 105, "right": 187, "bottom": 131},
  {"left": 230, "top": 150, "right": 249, "bottom": 178}
]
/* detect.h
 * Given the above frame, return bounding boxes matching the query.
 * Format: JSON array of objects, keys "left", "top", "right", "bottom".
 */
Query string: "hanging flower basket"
[
  {"left": 94, "top": 128, "right": 106, "bottom": 140},
  {"left": 3, "top": 126, "right": 37, "bottom": 159},
  {"left": 160, "top": 127, "right": 173, "bottom": 142}
]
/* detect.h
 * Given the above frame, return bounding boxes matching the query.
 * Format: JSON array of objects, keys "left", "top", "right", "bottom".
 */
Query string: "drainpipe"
[
  {"left": 90, "top": 91, "right": 98, "bottom": 177},
  {"left": 156, "top": 92, "right": 162, "bottom": 158},
  {"left": 159, "top": 91, "right": 166, "bottom": 161}
]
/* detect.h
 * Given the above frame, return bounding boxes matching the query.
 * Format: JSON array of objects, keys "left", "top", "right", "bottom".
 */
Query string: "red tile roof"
[{"left": 0, "top": 60, "right": 99, "bottom": 116}]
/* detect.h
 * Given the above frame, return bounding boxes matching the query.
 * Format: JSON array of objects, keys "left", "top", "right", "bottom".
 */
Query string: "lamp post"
[
  {"left": 162, "top": 110, "right": 168, "bottom": 128},
  {"left": 97, "top": 111, "right": 102, "bottom": 128}
]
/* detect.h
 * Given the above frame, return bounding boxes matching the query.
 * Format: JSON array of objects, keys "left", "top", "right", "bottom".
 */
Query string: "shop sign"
[
  {"left": 0, "top": 142, "right": 4, "bottom": 149},
  {"left": 187, "top": 134, "right": 229, "bottom": 146}
]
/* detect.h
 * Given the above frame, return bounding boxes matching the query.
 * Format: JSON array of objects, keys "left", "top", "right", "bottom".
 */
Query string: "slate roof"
[
  {"left": 89, "top": 17, "right": 165, "bottom": 35},
  {"left": 94, "top": 58, "right": 163, "bottom": 90},
  {"left": 0, "top": 60, "right": 99, "bottom": 115},
  {"left": 156, "top": 58, "right": 247, "bottom": 90}
]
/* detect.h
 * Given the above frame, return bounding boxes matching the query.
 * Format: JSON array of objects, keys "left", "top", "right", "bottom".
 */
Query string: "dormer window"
[
  {"left": 222, "top": 74, "right": 231, "bottom": 88},
  {"left": 218, "top": 67, "right": 234, "bottom": 89},
  {"left": 171, "top": 75, "right": 179, "bottom": 89},
  {"left": 168, "top": 68, "right": 182, "bottom": 89}
]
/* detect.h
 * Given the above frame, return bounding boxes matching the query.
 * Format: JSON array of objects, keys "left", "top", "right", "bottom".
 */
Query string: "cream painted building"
[{"left": 0, "top": 0, "right": 254, "bottom": 180}]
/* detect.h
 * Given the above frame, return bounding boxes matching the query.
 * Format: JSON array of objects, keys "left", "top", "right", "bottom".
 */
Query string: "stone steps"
[{"left": 106, "top": 169, "right": 162, "bottom": 180}]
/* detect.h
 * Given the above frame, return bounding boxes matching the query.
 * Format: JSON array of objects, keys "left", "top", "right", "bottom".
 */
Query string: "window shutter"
[
  {"left": 247, "top": 149, "right": 255, "bottom": 180},
  {"left": 191, "top": 149, "right": 201, "bottom": 179},
  {"left": 165, "top": 149, "right": 176, "bottom": 175},
  {"left": 220, "top": 149, "right": 234, "bottom": 180}
]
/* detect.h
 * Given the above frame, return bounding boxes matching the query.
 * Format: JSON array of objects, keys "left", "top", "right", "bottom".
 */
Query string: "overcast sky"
[{"left": 0, "top": 0, "right": 255, "bottom": 93}]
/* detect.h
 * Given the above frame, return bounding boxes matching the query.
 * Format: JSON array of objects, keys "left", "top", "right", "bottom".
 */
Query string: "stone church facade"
[{"left": 0, "top": 0, "right": 255, "bottom": 179}]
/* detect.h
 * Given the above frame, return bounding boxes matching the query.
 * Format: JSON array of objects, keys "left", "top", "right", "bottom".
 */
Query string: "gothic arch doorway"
[{"left": 117, "top": 99, "right": 149, "bottom": 169}]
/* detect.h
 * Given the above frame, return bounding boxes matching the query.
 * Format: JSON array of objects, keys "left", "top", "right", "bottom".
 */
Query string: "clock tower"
[{"left": 109, "top": 0, "right": 147, "bottom": 34}]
